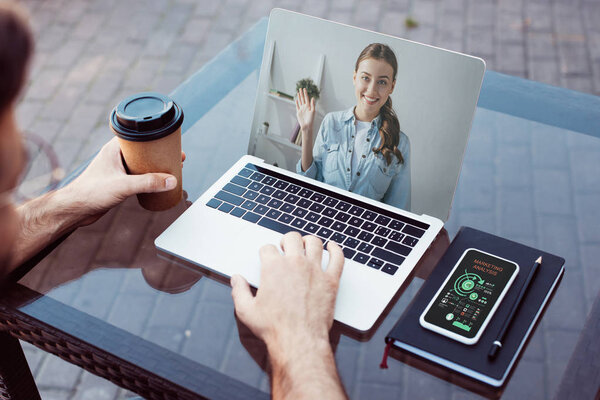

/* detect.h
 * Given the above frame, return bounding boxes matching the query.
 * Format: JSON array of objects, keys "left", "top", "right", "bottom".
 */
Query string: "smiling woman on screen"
[{"left": 295, "top": 43, "right": 411, "bottom": 210}]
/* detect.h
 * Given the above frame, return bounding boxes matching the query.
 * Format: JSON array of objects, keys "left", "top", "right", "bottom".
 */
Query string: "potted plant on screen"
[{"left": 291, "top": 78, "right": 320, "bottom": 145}]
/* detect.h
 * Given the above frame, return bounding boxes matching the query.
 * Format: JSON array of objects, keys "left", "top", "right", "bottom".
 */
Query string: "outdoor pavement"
[{"left": 12, "top": 0, "right": 600, "bottom": 399}]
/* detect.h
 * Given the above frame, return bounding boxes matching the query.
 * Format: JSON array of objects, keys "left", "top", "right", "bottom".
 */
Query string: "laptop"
[{"left": 156, "top": 9, "right": 485, "bottom": 332}]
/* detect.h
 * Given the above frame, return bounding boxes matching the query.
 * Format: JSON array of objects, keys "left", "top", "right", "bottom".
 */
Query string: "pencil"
[{"left": 488, "top": 256, "right": 542, "bottom": 360}]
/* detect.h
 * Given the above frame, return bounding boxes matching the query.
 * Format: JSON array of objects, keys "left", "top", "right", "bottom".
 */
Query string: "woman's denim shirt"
[{"left": 296, "top": 108, "right": 411, "bottom": 210}]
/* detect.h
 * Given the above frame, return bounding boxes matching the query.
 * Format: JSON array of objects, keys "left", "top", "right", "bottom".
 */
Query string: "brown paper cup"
[
  {"left": 115, "top": 128, "right": 182, "bottom": 211},
  {"left": 110, "top": 92, "right": 184, "bottom": 211}
]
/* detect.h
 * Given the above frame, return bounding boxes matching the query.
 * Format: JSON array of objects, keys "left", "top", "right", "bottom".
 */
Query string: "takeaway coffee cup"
[{"left": 110, "top": 92, "right": 184, "bottom": 211}]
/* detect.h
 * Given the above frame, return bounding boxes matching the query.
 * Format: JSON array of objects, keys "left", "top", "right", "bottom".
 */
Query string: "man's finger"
[
  {"left": 303, "top": 235, "right": 323, "bottom": 264},
  {"left": 230, "top": 274, "right": 254, "bottom": 319},
  {"left": 122, "top": 173, "right": 177, "bottom": 196},
  {"left": 280, "top": 232, "right": 305, "bottom": 255},
  {"left": 325, "top": 241, "right": 345, "bottom": 280}
]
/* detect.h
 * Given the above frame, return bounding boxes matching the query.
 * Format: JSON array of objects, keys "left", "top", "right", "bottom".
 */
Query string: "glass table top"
[{"left": 7, "top": 18, "right": 600, "bottom": 400}]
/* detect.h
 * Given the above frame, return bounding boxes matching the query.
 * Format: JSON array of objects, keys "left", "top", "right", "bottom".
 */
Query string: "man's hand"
[
  {"left": 64, "top": 137, "right": 185, "bottom": 225},
  {"left": 231, "top": 233, "right": 347, "bottom": 399}
]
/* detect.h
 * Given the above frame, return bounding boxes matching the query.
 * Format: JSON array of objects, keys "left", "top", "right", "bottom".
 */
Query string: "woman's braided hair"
[{"left": 355, "top": 43, "right": 403, "bottom": 166}]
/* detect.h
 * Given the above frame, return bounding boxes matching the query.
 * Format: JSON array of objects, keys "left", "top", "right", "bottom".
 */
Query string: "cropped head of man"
[{"left": 0, "top": 1, "right": 33, "bottom": 267}]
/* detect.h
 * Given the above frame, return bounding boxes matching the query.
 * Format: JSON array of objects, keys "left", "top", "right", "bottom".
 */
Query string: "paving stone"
[
  {"left": 558, "top": 42, "right": 591, "bottom": 76},
  {"left": 495, "top": 42, "right": 526, "bottom": 75},
  {"left": 502, "top": 359, "right": 547, "bottom": 400},
  {"left": 36, "top": 352, "right": 82, "bottom": 389},
  {"left": 532, "top": 168, "right": 573, "bottom": 215},
  {"left": 380, "top": 11, "right": 407, "bottom": 38},
  {"left": 72, "top": 370, "right": 120, "bottom": 400},
  {"left": 21, "top": 341, "right": 46, "bottom": 375},
  {"left": 467, "top": 0, "right": 495, "bottom": 29},
  {"left": 544, "top": 329, "right": 581, "bottom": 396},
  {"left": 580, "top": 244, "right": 600, "bottom": 310},
  {"left": 525, "top": 2, "right": 553, "bottom": 32},
  {"left": 574, "top": 193, "right": 600, "bottom": 243},
  {"left": 543, "top": 268, "right": 587, "bottom": 331},
  {"left": 352, "top": 0, "right": 382, "bottom": 31},
  {"left": 528, "top": 57, "right": 561, "bottom": 86},
  {"left": 568, "top": 146, "right": 600, "bottom": 193}
]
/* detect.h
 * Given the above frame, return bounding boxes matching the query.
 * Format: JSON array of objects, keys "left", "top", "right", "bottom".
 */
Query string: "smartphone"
[{"left": 419, "top": 248, "right": 519, "bottom": 345}]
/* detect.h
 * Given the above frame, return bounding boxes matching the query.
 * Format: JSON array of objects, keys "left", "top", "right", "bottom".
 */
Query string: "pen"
[{"left": 488, "top": 256, "right": 542, "bottom": 360}]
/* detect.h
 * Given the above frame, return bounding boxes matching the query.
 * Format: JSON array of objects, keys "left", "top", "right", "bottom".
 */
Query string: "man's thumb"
[{"left": 124, "top": 173, "right": 177, "bottom": 195}]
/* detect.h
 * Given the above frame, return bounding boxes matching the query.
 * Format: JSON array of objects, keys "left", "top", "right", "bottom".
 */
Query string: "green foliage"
[
  {"left": 295, "top": 78, "right": 320, "bottom": 100},
  {"left": 405, "top": 16, "right": 419, "bottom": 29}
]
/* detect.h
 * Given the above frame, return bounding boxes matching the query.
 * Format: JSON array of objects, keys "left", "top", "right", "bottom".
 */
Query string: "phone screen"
[{"left": 422, "top": 249, "right": 518, "bottom": 340}]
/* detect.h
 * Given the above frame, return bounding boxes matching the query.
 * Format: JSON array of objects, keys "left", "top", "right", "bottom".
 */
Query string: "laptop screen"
[{"left": 248, "top": 9, "right": 485, "bottom": 222}]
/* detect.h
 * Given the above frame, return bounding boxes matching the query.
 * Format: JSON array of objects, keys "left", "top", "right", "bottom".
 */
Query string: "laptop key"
[
  {"left": 238, "top": 168, "right": 253, "bottom": 177},
  {"left": 297, "top": 199, "right": 312, "bottom": 209},
  {"left": 372, "top": 248, "right": 406, "bottom": 265},
  {"left": 331, "top": 232, "right": 347, "bottom": 244},
  {"left": 267, "top": 199, "right": 283, "bottom": 209},
  {"left": 334, "top": 212, "right": 351, "bottom": 222},
  {"left": 372, "top": 236, "right": 387, "bottom": 247},
  {"left": 331, "top": 221, "right": 347, "bottom": 232},
  {"left": 206, "top": 198, "right": 222, "bottom": 208},
  {"left": 362, "top": 211, "right": 377, "bottom": 221},
  {"left": 344, "top": 226, "right": 360, "bottom": 237},
  {"left": 348, "top": 217, "right": 362, "bottom": 227},
  {"left": 256, "top": 194, "right": 270, "bottom": 204},
  {"left": 306, "top": 212, "right": 320, "bottom": 222},
  {"left": 309, "top": 203, "right": 325, "bottom": 213},
  {"left": 291, "top": 218, "right": 307, "bottom": 229},
  {"left": 318, "top": 216, "right": 334, "bottom": 227},
  {"left": 258, "top": 217, "right": 296, "bottom": 235},
  {"left": 389, "top": 232, "right": 405, "bottom": 242},
  {"left": 286, "top": 184, "right": 301, "bottom": 194},
  {"left": 242, "top": 212, "right": 261, "bottom": 223},
  {"left": 317, "top": 227, "right": 333, "bottom": 238},
  {"left": 215, "top": 190, "right": 244, "bottom": 206},
  {"left": 260, "top": 186, "right": 275, "bottom": 195},
  {"left": 248, "top": 181, "right": 263, "bottom": 191},
  {"left": 266, "top": 209, "right": 282, "bottom": 219},
  {"left": 278, "top": 214, "right": 294, "bottom": 224},
  {"left": 322, "top": 207, "right": 337, "bottom": 218},
  {"left": 403, "top": 236, "right": 419, "bottom": 247},
  {"left": 310, "top": 193, "right": 326, "bottom": 203},
  {"left": 231, "top": 207, "right": 246, "bottom": 217},
  {"left": 335, "top": 201, "right": 351, "bottom": 211},
  {"left": 349, "top": 206, "right": 364, "bottom": 217},
  {"left": 375, "top": 215, "right": 391, "bottom": 226},
  {"left": 357, "top": 242, "right": 374, "bottom": 254},
  {"left": 402, "top": 225, "right": 426, "bottom": 238},
  {"left": 285, "top": 194, "right": 300, "bottom": 204},
  {"left": 343, "top": 248, "right": 356, "bottom": 259},
  {"left": 358, "top": 231, "right": 374, "bottom": 242},
  {"left": 273, "top": 190, "right": 287, "bottom": 200},
  {"left": 389, "top": 220, "right": 404, "bottom": 230},
  {"left": 353, "top": 252, "right": 369, "bottom": 264},
  {"left": 323, "top": 197, "right": 338, "bottom": 207},
  {"left": 281, "top": 204, "right": 295, "bottom": 213},
  {"left": 385, "top": 241, "right": 412, "bottom": 256},
  {"left": 381, "top": 263, "right": 399, "bottom": 275},
  {"left": 305, "top": 223, "right": 319, "bottom": 234},
  {"left": 231, "top": 176, "right": 251, "bottom": 187},
  {"left": 274, "top": 180, "right": 289, "bottom": 190},
  {"left": 375, "top": 226, "right": 391, "bottom": 237},
  {"left": 367, "top": 258, "right": 384, "bottom": 270},
  {"left": 262, "top": 176, "right": 277, "bottom": 186},
  {"left": 298, "top": 188, "right": 313, "bottom": 198},
  {"left": 361, "top": 221, "right": 376, "bottom": 232},
  {"left": 250, "top": 172, "right": 265, "bottom": 181},
  {"left": 344, "top": 238, "right": 360, "bottom": 248},
  {"left": 218, "top": 203, "right": 234, "bottom": 213},
  {"left": 243, "top": 190, "right": 259, "bottom": 200},
  {"left": 292, "top": 208, "right": 308, "bottom": 218},
  {"left": 241, "top": 200, "right": 257, "bottom": 210},
  {"left": 223, "top": 183, "right": 246, "bottom": 196},
  {"left": 254, "top": 205, "right": 269, "bottom": 215}
]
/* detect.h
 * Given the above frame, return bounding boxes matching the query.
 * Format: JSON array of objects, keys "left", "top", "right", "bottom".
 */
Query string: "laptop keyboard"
[{"left": 205, "top": 164, "right": 429, "bottom": 276}]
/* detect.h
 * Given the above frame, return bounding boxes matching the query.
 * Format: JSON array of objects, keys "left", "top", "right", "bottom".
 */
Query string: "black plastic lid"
[{"left": 110, "top": 92, "right": 184, "bottom": 142}]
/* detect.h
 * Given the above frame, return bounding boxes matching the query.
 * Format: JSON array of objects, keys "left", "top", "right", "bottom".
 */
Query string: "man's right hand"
[{"left": 230, "top": 233, "right": 347, "bottom": 399}]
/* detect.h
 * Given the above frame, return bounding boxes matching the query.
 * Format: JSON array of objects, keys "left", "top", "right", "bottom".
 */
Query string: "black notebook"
[{"left": 385, "top": 226, "right": 565, "bottom": 387}]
